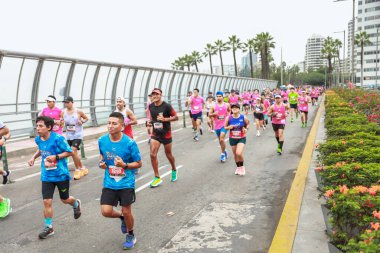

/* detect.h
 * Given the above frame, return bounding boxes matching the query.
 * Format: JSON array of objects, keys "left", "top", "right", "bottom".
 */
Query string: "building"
[
  {"left": 212, "top": 65, "right": 238, "bottom": 76},
  {"left": 355, "top": 0, "right": 380, "bottom": 86},
  {"left": 304, "top": 34, "right": 326, "bottom": 71},
  {"left": 297, "top": 61, "right": 306, "bottom": 73},
  {"left": 241, "top": 53, "right": 258, "bottom": 70},
  {"left": 347, "top": 19, "right": 354, "bottom": 79}
]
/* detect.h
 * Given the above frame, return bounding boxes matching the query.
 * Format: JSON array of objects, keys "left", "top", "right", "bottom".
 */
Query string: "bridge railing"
[{"left": 0, "top": 49, "right": 277, "bottom": 138}]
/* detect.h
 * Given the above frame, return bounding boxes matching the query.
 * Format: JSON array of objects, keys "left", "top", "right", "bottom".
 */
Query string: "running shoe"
[
  {"left": 211, "top": 129, "right": 215, "bottom": 133},
  {"left": 291, "top": 118, "right": 294, "bottom": 123},
  {"left": 235, "top": 167, "right": 240, "bottom": 175},
  {"left": 0, "top": 198, "right": 11, "bottom": 218},
  {"left": 38, "top": 226, "right": 54, "bottom": 239},
  {"left": 220, "top": 153, "right": 226, "bottom": 163},
  {"left": 171, "top": 170, "right": 177, "bottom": 182},
  {"left": 256, "top": 131, "right": 261, "bottom": 137},
  {"left": 224, "top": 150, "right": 228, "bottom": 159},
  {"left": 2, "top": 170, "right": 11, "bottom": 184},
  {"left": 123, "top": 234, "right": 137, "bottom": 250},
  {"left": 73, "top": 170, "right": 81, "bottom": 180},
  {"left": 240, "top": 166, "right": 246, "bottom": 176},
  {"left": 305, "top": 122, "right": 308, "bottom": 127},
  {"left": 81, "top": 167, "right": 89, "bottom": 176},
  {"left": 120, "top": 216, "right": 127, "bottom": 234},
  {"left": 73, "top": 199, "right": 81, "bottom": 219},
  {"left": 277, "top": 147, "right": 282, "bottom": 155},
  {"left": 150, "top": 177, "right": 162, "bottom": 188}
]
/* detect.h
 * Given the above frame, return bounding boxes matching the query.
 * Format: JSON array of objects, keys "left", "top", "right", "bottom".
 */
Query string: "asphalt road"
[{"left": 0, "top": 106, "right": 318, "bottom": 253}]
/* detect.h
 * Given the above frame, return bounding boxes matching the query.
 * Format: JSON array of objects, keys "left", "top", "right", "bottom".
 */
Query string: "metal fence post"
[
  {"left": 182, "top": 111, "right": 186, "bottom": 128},
  {"left": 80, "top": 141, "right": 87, "bottom": 160}
]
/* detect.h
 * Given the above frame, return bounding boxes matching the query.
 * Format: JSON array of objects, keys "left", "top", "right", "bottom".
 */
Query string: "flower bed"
[{"left": 318, "top": 89, "right": 380, "bottom": 252}]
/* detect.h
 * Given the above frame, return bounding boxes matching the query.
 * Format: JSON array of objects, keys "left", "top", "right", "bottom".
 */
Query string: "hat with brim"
[
  {"left": 63, "top": 96, "right": 74, "bottom": 102},
  {"left": 231, "top": 103, "right": 240, "bottom": 109},
  {"left": 275, "top": 95, "right": 281, "bottom": 98}
]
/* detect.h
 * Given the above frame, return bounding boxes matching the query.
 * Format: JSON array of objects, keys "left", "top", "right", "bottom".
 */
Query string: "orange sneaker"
[
  {"left": 73, "top": 170, "right": 81, "bottom": 180},
  {"left": 81, "top": 167, "right": 89, "bottom": 176}
]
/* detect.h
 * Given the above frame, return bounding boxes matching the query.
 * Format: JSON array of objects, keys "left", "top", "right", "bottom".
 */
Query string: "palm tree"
[
  {"left": 333, "top": 39, "right": 342, "bottom": 84},
  {"left": 191, "top": 51, "right": 203, "bottom": 72},
  {"left": 214, "top": 40, "right": 230, "bottom": 75},
  {"left": 171, "top": 57, "right": 185, "bottom": 70},
  {"left": 253, "top": 32, "right": 276, "bottom": 79},
  {"left": 321, "top": 37, "right": 336, "bottom": 87},
  {"left": 203, "top": 44, "right": 217, "bottom": 74},
  {"left": 355, "top": 31, "right": 371, "bottom": 86},
  {"left": 244, "top": 38, "right": 256, "bottom": 78},
  {"left": 228, "top": 35, "right": 245, "bottom": 76},
  {"left": 180, "top": 55, "right": 193, "bottom": 71}
]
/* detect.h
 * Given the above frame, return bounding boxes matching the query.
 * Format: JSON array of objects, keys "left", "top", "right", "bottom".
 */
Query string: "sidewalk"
[{"left": 292, "top": 104, "right": 329, "bottom": 253}]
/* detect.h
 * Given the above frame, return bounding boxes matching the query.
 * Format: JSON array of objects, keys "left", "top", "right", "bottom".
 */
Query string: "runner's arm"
[
  {"left": 28, "top": 150, "right": 41, "bottom": 166},
  {"left": 0, "top": 125, "right": 11, "bottom": 145},
  {"left": 78, "top": 110, "right": 89, "bottom": 124},
  {"left": 126, "top": 109, "right": 138, "bottom": 125}
]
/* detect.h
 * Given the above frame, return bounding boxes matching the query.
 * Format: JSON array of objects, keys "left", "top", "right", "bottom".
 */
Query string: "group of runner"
[{"left": 0, "top": 85, "right": 323, "bottom": 250}]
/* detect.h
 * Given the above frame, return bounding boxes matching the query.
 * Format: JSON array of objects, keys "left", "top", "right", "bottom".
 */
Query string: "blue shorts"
[
  {"left": 191, "top": 112, "right": 202, "bottom": 121},
  {"left": 215, "top": 127, "right": 228, "bottom": 137}
]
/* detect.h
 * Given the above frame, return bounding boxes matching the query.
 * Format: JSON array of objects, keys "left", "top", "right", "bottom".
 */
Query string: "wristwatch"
[
  {"left": 55, "top": 155, "right": 60, "bottom": 161},
  {"left": 124, "top": 163, "right": 129, "bottom": 170}
]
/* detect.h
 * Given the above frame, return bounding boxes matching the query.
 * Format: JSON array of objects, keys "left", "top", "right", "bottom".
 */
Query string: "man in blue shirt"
[
  {"left": 28, "top": 116, "right": 82, "bottom": 239},
  {"left": 98, "top": 112, "right": 142, "bottom": 250}
]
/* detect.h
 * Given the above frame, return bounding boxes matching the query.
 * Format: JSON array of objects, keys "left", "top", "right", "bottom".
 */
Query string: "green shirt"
[{"left": 288, "top": 92, "right": 299, "bottom": 104}]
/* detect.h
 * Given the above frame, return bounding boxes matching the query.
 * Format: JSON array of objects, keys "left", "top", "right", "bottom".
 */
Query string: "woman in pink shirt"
[{"left": 39, "top": 95, "right": 63, "bottom": 135}]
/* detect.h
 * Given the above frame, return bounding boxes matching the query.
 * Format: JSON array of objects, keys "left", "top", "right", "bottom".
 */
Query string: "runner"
[
  {"left": 298, "top": 90, "right": 312, "bottom": 128},
  {"left": 147, "top": 88, "right": 178, "bottom": 188},
  {"left": 28, "top": 116, "right": 81, "bottom": 239},
  {"left": 224, "top": 104, "right": 249, "bottom": 175},
  {"left": 268, "top": 94, "right": 290, "bottom": 155},
  {"left": 61, "top": 96, "right": 89, "bottom": 180},
  {"left": 228, "top": 90, "right": 240, "bottom": 105},
  {"left": 98, "top": 112, "right": 142, "bottom": 250},
  {"left": 146, "top": 94, "right": 153, "bottom": 144},
  {"left": 185, "top": 91, "right": 196, "bottom": 132},
  {"left": 205, "top": 96, "right": 215, "bottom": 132},
  {"left": 0, "top": 120, "right": 11, "bottom": 184},
  {"left": 288, "top": 87, "right": 299, "bottom": 123},
  {"left": 0, "top": 120, "right": 11, "bottom": 219},
  {"left": 189, "top": 88, "right": 205, "bottom": 141},
  {"left": 114, "top": 96, "right": 138, "bottom": 139},
  {"left": 208, "top": 91, "right": 231, "bottom": 162},
  {"left": 281, "top": 86, "right": 289, "bottom": 104},
  {"left": 242, "top": 90, "right": 251, "bottom": 115},
  {"left": 253, "top": 97, "right": 266, "bottom": 136},
  {"left": 39, "top": 95, "right": 63, "bottom": 135},
  {"left": 262, "top": 94, "right": 270, "bottom": 127}
]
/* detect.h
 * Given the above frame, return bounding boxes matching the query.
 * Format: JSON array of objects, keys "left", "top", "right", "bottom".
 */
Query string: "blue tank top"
[{"left": 228, "top": 114, "right": 246, "bottom": 139}]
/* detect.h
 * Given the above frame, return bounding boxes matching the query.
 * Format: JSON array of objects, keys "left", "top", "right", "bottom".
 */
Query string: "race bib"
[
  {"left": 193, "top": 106, "right": 199, "bottom": 110},
  {"left": 231, "top": 130, "right": 241, "bottom": 138},
  {"left": 276, "top": 113, "right": 283, "bottom": 119},
  {"left": 217, "top": 115, "right": 225, "bottom": 120},
  {"left": 108, "top": 166, "right": 126, "bottom": 180},
  {"left": 255, "top": 108, "right": 261, "bottom": 112},
  {"left": 153, "top": 122, "right": 163, "bottom": 129},
  {"left": 44, "top": 159, "right": 57, "bottom": 170},
  {"left": 53, "top": 124, "right": 60, "bottom": 131},
  {"left": 66, "top": 125, "right": 76, "bottom": 132}
]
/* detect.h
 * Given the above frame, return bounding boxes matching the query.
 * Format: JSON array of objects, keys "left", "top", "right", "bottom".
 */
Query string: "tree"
[
  {"left": 214, "top": 39, "right": 230, "bottom": 75},
  {"left": 191, "top": 51, "right": 203, "bottom": 72},
  {"left": 321, "top": 37, "right": 336, "bottom": 87},
  {"left": 355, "top": 31, "right": 371, "bottom": 86},
  {"left": 244, "top": 38, "right": 256, "bottom": 78},
  {"left": 228, "top": 35, "right": 245, "bottom": 76},
  {"left": 203, "top": 44, "right": 217, "bottom": 74},
  {"left": 181, "top": 54, "right": 193, "bottom": 71},
  {"left": 253, "top": 32, "right": 275, "bottom": 79},
  {"left": 171, "top": 57, "right": 185, "bottom": 70}
]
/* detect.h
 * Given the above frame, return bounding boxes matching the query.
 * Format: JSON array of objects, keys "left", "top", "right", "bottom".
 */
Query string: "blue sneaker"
[
  {"left": 123, "top": 234, "right": 136, "bottom": 250},
  {"left": 224, "top": 151, "right": 228, "bottom": 159},
  {"left": 120, "top": 217, "right": 127, "bottom": 234},
  {"left": 220, "top": 153, "right": 226, "bottom": 163}
]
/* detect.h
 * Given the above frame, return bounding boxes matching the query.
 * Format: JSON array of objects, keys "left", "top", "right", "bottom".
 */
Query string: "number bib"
[
  {"left": 231, "top": 130, "right": 241, "bottom": 138},
  {"left": 255, "top": 108, "right": 261, "bottom": 112},
  {"left": 66, "top": 125, "right": 76, "bottom": 132},
  {"left": 53, "top": 125, "right": 60, "bottom": 131},
  {"left": 276, "top": 113, "right": 282, "bottom": 119},
  {"left": 153, "top": 122, "right": 163, "bottom": 129},
  {"left": 44, "top": 160, "right": 57, "bottom": 170},
  {"left": 193, "top": 106, "right": 199, "bottom": 110},
  {"left": 217, "top": 115, "right": 225, "bottom": 120},
  {"left": 108, "top": 166, "right": 126, "bottom": 180}
]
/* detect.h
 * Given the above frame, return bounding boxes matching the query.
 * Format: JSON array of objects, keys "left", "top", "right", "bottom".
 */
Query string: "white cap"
[
  {"left": 116, "top": 96, "right": 126, "bottom": 103},
  {"left": 46, "top": 96, "right": 56, "bottom": 102}
]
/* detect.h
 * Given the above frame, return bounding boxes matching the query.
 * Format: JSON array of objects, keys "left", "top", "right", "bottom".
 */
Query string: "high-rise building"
[
  {"left": 347, "top": 19, "right": 354, "bottom": 79},
  {"left": 304, "top": 34, "right": 326, "bottom": 71},
  {"left": 356, "top": 0, "right": 380, "bottom": 86},
  {"left": 241, "top": 53, "right": 258, "bottom": 70},
  {"left": 212, "top": 65, "right": 237, "bottom": 76}
]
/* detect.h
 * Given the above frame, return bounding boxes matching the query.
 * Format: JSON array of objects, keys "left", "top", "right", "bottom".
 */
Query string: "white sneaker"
[
  {"left": 240, "top": 166, "right": 246, "bottom": 176},
  {"left": 256, "top": 131, "right": 261, "bottom": 136},
  {"left": 235, "top": 167, "right": 240, "bottom": 175}
]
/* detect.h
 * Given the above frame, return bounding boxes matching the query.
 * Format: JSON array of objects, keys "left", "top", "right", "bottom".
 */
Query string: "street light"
[
  {"left": 376, "top": 28, "right": 379, "bottom": 89},
  {"left": 334, "top": 30, "right": 346, "bottom": 86},
  {"left": 334, "top": 0, "right": 356, "bottom": 84}
]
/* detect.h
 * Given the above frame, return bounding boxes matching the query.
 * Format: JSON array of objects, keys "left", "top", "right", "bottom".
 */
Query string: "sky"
[{"left": 0, "top": 0, "right": 353, "bottom": 72}]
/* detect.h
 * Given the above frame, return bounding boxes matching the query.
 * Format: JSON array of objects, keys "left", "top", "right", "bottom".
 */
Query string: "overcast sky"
[{"left": 1, "top": 0, "right": 352, "bottom": 71}]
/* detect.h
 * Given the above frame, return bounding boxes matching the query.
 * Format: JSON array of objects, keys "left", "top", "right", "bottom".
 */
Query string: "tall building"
[
  {"left": 304, "top": 34, "right": 326, "bottom": 71},
  {"left": 355, "top": 0, "right": 380, "bottom": 86},
  {"left": 212, "top": 65, "right": 238, "bottom": 76},
  {"left": 241, "top": 53, "right": 258, "bottom": 70}
]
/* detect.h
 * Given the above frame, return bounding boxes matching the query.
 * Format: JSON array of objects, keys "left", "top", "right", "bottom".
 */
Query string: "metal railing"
[{"left": 0, "top": 49, "right": 277, "bottom": 138}]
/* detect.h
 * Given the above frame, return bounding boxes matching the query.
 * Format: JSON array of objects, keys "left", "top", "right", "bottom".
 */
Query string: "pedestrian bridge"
[{"left": 0, "top": 50, "right": 277, "bottom": 138}]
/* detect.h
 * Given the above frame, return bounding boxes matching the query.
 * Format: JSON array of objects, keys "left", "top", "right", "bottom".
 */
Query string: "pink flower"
[
  {"left": 370, "top": 222, "right": 380, "bottom": 231},
  {"left": 339, "top": 185, "right": 349, "bottom": 194},
  {"left": 373, "top": 211, "right": 380, "bottom": 220},
  {"left": 324, "top": 190, "right": 335, "bottom": 198}
]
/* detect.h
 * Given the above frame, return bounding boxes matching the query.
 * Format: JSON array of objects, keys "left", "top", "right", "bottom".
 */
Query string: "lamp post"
[
  {"left": 376, "top": 28, "right": 379, "bottom": 89},
  {"left": 334, "top": 30, "right": 346, "bottom": 86},
  {"left": 334, "top": 0, "right": 355, "bottom": 84}
]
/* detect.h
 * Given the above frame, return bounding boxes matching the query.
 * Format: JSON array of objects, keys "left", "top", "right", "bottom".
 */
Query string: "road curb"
[{"left": 268, "top": 95, "right": 325, "bottom": 253}]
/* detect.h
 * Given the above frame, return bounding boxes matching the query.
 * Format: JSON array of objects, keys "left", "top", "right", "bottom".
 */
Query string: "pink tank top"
[
  {"left": 229, "top": 95, "right": 239, "bottom": 104},
  {"left": 251, "top": 94, "right": 259, "bottom": 105},
  {"left": 190, "top": 96, "right": 204, "bottom": 114},
  {"left": 242, "top": 93, "right": 250, "bottom": 104},
  {"left": 214, "top": 103, "right": 228, "bottom": 130},
  {"left": 272, "top": 103, "right": 286, "bottom": 125},
  {"left": 40, "top": 107, "right": 63, "bottom": 134},
  {"left": 263, "top": 99, "right": 270, "bottom": 115},
  {"left": 298, "top": 96, "right": 308, "bottom": 112}
]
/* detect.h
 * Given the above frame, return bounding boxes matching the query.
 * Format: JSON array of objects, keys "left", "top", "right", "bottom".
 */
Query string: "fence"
[{"left": 0, "top": 50, "right": 277, "bottom": 138}]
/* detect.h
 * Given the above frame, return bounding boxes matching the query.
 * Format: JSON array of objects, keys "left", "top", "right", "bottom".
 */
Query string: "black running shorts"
[
  {"left": 42, "top": 180, "right": 70, "bottom": 200},
  {"left": 272, "top": 123, "right": 285, "bottom": 132},
  {"left": 67, "top": 139, "right": 82, "bottom": 150},
  {"left": 290, "top": 104, "right": 298, "bottom": 109},
  {"left": 100, "top": 188, "right": 136, "bottom": 207}
]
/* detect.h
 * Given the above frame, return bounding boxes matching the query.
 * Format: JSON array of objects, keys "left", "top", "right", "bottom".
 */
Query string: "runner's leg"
[{"left": 150, "top": 139, "right": 161, "bottom": 177}]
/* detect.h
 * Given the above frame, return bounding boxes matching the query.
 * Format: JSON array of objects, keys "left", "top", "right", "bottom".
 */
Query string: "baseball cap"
[
  {"left": 116, "top": 96, "right": 126, "bottom": 103},
  {"left": 46, "top": 95, "right": 56, "bottom": 102},
  {"left": 231, "top": 103, "right": 240, "bottom": 109},
  {"left": 151, "top": 88, "right": 162, "bottom": 95},
  {"left": 275, "top": 94, "right": 281, "bottom": 98},
  {"left": 216, "top": 91, "right": 224, "bottom": 96},
  {"left": 63, "top": 96, "right": 74, "bottom": 102},
  {"left": 256, "top": 97, "right": 261, "bottom": 100}
]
